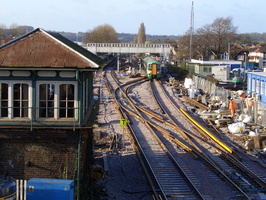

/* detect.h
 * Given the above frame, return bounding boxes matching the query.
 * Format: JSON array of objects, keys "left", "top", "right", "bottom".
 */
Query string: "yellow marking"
[{"left": 180, "top": 108, "right": 233, "bottom": 154}]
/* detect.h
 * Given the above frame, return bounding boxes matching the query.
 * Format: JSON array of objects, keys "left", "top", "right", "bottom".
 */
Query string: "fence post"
[{"left": 16, "top": 180, "right": 19, "bottom": 200}]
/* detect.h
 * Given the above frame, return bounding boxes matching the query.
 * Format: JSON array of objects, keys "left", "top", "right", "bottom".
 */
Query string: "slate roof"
[{"left": 0, "top": 28, "right": 104, "bottom": 69}]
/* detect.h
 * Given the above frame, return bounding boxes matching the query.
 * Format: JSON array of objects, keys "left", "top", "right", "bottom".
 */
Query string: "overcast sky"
[{"left": 1, "top": 0, "right": 265, "bottom": 35}]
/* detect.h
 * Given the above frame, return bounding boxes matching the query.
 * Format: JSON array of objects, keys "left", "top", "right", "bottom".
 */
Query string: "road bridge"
[{"left": 83, "top": 43, "right": 171, "bottom": 57}]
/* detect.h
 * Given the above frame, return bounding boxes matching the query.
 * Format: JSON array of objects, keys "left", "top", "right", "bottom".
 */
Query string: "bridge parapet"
[{"left": 83, "top": 43, "right": 171, "bottom": 55}]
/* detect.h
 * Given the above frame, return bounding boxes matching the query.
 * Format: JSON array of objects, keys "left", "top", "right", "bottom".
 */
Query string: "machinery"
[
  {"left": 143, "top": 57, "right": 161, "bottom": 80},
  {"left": 0, "top": 175, "right": 16, "bottom": 200}
]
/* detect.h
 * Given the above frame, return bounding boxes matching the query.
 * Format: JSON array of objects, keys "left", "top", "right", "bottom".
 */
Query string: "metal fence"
[{"left": 192, "top": 75, "right": 266, "bottom": 127}]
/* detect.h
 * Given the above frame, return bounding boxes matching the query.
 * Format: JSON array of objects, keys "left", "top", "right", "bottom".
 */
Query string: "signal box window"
[
  {"left": 59, "top": 84, "right": 75, "bottom": 118},
  {"left": 39, "top": 84, "right": 55, "bottom": 118},
  {"left": 0, "top": 83, "right": 8, "bottom": 117},
  {"left": 13, "top": 83, "right": 29, "bottom": 117}
]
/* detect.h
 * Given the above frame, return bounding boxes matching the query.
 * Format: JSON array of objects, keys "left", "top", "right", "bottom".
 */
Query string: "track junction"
[{"left": 93, "top": 65, "right": 266, "bottom": 200}]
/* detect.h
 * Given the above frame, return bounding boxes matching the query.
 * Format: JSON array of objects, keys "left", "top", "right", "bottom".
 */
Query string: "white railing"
[
  {"left": 16, "top": 180, "right": 27, "bottom": 200},
  {"left": 86, "top": 43, "right": 170, "bottom": 48},
  {"left": 84, "top": 43, "right": 171, "bottom": 55}
]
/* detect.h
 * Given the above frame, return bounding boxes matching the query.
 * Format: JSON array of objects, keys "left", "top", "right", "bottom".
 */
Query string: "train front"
[{"left": 147, "top": 61, "right": 161, "bottom": 79}]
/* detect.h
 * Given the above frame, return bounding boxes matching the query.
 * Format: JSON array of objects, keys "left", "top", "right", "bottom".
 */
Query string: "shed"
[
  {"left": 247, "top": 72, "right": 266, "bottom": 105},
  {"left": 189, "top": 59, "right": 242, "bottom": 79}
]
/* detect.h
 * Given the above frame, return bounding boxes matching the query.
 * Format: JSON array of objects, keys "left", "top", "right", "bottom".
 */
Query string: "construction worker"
[
  {"left": 229, "top": 98, "right": 236, "bottom": 117},
  {"left": 102, "top": 71, "right": 106, "bottom": 79},
  {"left": 248, "top": 97, "right": 254, "bottom": 116}
]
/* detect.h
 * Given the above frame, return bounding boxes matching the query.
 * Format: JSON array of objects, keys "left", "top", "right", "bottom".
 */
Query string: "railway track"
[
  {"left": 150, "top": 80, "right": 266, "bottom": 199},
  {"left": 106, "top": 71, "right": 205, "bottom": 199},
  {"left": 104, "top": 70, "right": 266, "bottom": 199}
]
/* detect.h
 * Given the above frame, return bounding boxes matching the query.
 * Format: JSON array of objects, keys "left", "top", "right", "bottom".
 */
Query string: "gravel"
[
  {"left": 92, "top": 71, "right": 266, "bottom": 200},
  {"left": 93, "top": 73, "right": 152, "bottom": 200}
]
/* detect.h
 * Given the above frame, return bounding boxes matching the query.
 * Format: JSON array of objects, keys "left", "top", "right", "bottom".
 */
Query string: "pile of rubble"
[{"left": 169, "top": 76, "right": 266, "bottom": 153}]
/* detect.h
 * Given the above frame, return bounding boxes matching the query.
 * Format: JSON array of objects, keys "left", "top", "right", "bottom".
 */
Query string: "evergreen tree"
[{"left": 137, "top": 23, "right": 146, "bottom": 44}]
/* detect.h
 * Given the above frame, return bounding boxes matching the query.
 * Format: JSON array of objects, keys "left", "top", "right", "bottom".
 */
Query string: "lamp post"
[
  {"left": 117, "top": 53, "right": 120, "bottom": 72},
  {"left": 138, "top": 59, "right": 141, "bottom": 73}
]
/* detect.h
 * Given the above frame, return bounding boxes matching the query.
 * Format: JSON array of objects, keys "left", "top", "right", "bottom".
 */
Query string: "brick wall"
[{"left": 0, "top": 128, "right": 93, "bottom": 183}]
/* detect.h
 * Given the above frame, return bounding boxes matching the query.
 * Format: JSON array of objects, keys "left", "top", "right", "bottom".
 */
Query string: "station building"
[{"left": 0, "top": 28, "right": 104, "bottom": 197}]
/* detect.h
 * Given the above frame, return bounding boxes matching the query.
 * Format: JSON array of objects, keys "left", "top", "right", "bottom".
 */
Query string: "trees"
[
  {"left": 209, "top": 17, "right": 237, "bottom": 57},
  {"left": 9, "top": 23, "right": 19, "bottom": 37},
  {"left": 178, "top": 17, "right": 238, "bottom": 60},
  {"left": 137, "top": 23, "right": 146, "bottom": 44},
  {"left": 83, "top": 24, "right": 118, "bottom": 43},
  {"left": 0, "top": 24, "right": 33, "bottom": 38},
  {"left": 0, "top": 24, "right": 7, "bottom": 38}
]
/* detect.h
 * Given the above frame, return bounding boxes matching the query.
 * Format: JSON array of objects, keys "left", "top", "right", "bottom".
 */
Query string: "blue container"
[{"left": 26, "top": 178, "right": 74, "bottom": 200}]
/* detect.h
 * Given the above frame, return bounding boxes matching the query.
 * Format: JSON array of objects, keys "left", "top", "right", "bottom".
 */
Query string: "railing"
[
  {"left": 16, "top": 180, "right": 27, "bottom": 200},
  {"left": 0, "top": 100, "right": 99, "bottom": 130},
  {"left": 86, "top": 43, "right": 171, "bottom": 48}
]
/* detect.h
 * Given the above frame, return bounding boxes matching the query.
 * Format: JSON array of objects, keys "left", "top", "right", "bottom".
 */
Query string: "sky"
[{"left": 1, "top": 0, "right": 265, "bottom": 36}]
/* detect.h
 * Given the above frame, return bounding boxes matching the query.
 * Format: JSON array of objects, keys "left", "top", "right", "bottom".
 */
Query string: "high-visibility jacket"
[
  {"left": 229, "top": 99, "right": 236, "bottom": 110},
  {"left": 248, "top": 99, "right": 254, "bottom": 107}
]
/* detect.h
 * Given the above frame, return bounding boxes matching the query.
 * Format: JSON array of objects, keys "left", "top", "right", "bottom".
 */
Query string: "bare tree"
[
  {"left": 83, "top": 24, "right": 118, "bottom": 43},
  {"left": 179, "top": 17, "right": 238, "bottom": 60},
  {"left": 137, "top": 23, "right": 146, "bottom": 44},
  {"left": 210, "top": 17, "right": 237, "bottom": 57},
  {"left": 0, "top": 24, "right": 7, "bottom": 37},
  {"left": 176, "top": 30, "right": 191, "bottom": 61},
  {"left": 194, "top": 24, "right": 215, "bottom": 59},
  {"left": 9, "top": 23, "right": 19, "bottom": 37}
]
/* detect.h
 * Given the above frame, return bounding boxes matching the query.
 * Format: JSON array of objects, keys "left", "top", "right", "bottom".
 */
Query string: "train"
[
  {"left": 0, "top": 175, "right": 16, "bottom": 200},
  {"left": 143, "top": 56, "right": 162, "bottom": 80}
]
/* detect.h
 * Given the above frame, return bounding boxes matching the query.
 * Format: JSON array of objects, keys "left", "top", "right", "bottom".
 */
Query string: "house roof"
[
  {"left": 0, "top": 28, "right": 104, "bottom": 69},
  {"left": 260, "top": 44, "right": 266, "bottom": 53},
  {"left": 0, "top": 38, "right": 15, "bottom": 46}
]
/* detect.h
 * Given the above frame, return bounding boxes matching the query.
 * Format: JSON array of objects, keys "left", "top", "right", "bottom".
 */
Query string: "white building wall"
[{"left": 211, "top": 65, "right": 230, "bottom": 81}]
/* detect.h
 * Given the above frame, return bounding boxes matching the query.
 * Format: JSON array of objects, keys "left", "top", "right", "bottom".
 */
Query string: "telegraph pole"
[{"left": 189, "top": 1, "right": 194, "bottom": 60}]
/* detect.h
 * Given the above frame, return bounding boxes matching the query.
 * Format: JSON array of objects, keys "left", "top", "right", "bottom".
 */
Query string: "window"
[
  {"left": 203, "top": 67, "right": 211, "bottom": 73},
  {"left": 0, "top": 81, "right": 77, "bottom": 121},
  {"left": 39, "top": 84, "right": 55, "bottom": 118},
  {"left": 237, "top": 55, "right": 244, "bottom": 60},
  {"left": 252, "top": 78, "right": 256, "bottom": 92},
  {"left": 37, "top": 81, "right": 77, "bottom": 120},
  {"left": 59, "top": 84, "right": 74, "bottom": 118},
  {"left": 13, "top": 83, "right": 29, "bottom": 117},
  {"left": 256, "top": 80, "right": 260, "bottom": 93},
  {"left": 261, "top": 81, "right": 264, "bottom": 95},
  {"left": 0, "top": 83, "right": 8, "bottom": 117},
  {"left": 0, "top": 82, "right": 31, "bottom": 119},
  {"left": 265, "top": 81, "right": 266, "bottom": 95}
]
